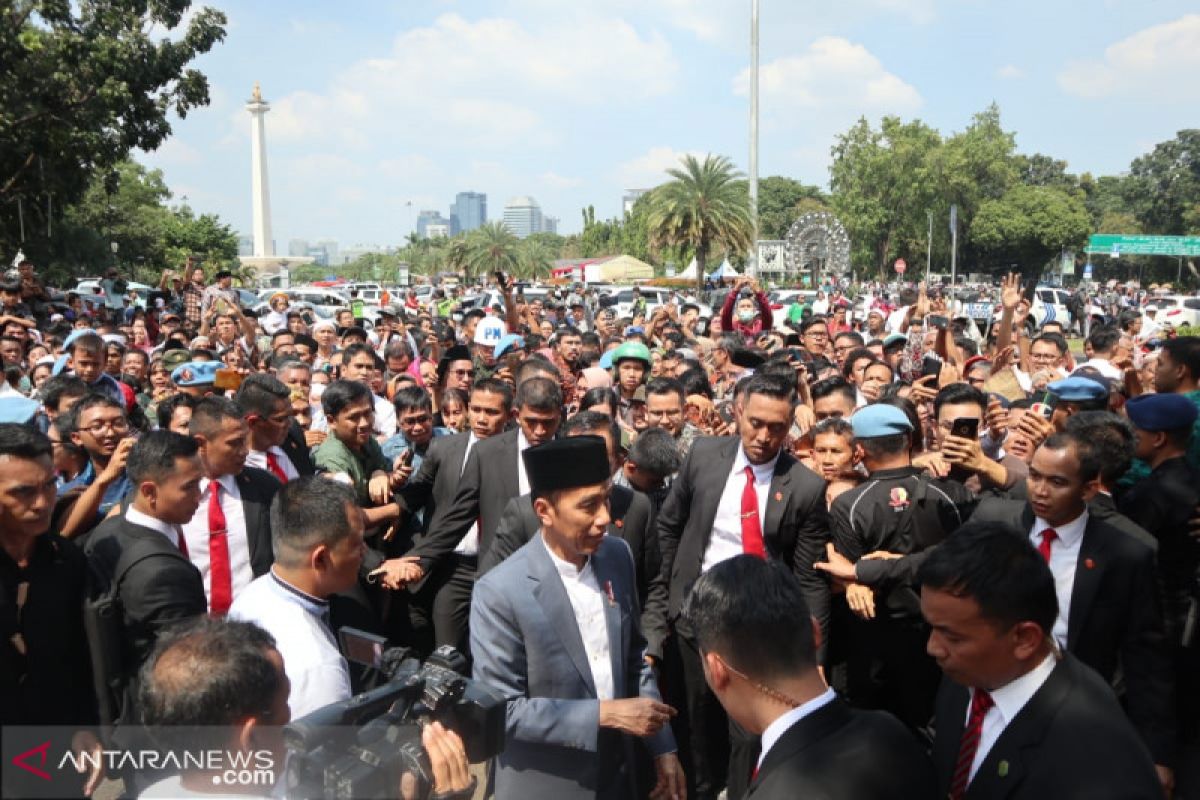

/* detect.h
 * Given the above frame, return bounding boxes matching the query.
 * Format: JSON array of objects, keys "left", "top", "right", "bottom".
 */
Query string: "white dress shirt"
[
  {"left": 125, "top": 505, "right": 184, "bottom": 550},
  {"left": 967, "top": 653, "right": 1057, "bottom": 782},
  {"left": 229, "top": 568, "right": 351, "bottom": 719},
  {"left": 1076, "top": 358, "right": 1123, "bottom": 380},
  {"left": 543, "top": 536, "right": 614, "bottom": 701},
  {"left": 181, "top": 474, "right": 253, "bottom": 608},
  {"left": 757, "top": 687, "right": 838, "bottom": 770},
  {"left": 246, "top": 446, "right": 300, "bottom": 481},
  {"left": 1029, "top": 511, "right": 1088, "bottom": 649},
  {"left": 702, "top": 446, "right": 779, "bottom": 574},
  {"left": 517, "top": 429, "right": 532, "bottom": 497},
  {"left": 374, "top": 393, "right": 397, "bottom": 438},
  {"left": 454, "top": 433, "right": 482, "bottom": 556}
]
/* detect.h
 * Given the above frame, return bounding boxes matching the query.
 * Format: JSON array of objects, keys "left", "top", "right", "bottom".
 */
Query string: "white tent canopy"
[
  {"left": 708, "top": 259, "right": 739, "bottom": 280},
  {"left": 676, "top": 257, "right": 699, "bottom": 279}
]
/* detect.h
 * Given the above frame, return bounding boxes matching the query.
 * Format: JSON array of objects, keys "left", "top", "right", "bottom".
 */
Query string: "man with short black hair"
[
  {"left": 237, "top": 373, "right": 302, "bottom": 482},
  {"left": 84, "top": 431, "right": 207, "bottom": 723},
  {"left": 921, "top": 522, "right": 1161, "bottom": 799},
  {"left": 339, "top": 342, "right": 398, "bottom": 438},
  {"left": 684, "top": 555, "right": 935, "bottom": 799},
  {"left": 59, "top": 393, "right": 136, "bottom": 538},
  {"left": 646, "top": 373, "right": 829, "bottom": 800},
  {"left": 810, "top": 376, "right": 856, "bottom": 422},
  {"left": 182, "top": 397, "right": 280, "bottom": 614},
  {"left": 614, "top": 426, "right": 681, "bottom": 517},
  {"left": 229, "top": 477, "right": 364, "bottom": 717},
  {"left": 969, "top": 431, "right": 1176, "bottom": 790},
  {"left": 645, "top": 376, "right": 699, "bottom": 457}
]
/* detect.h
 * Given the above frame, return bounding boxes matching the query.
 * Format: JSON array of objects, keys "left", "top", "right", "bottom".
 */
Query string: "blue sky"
[{"left": 138, "top": 1, "right": 1200, "bottom": 248}]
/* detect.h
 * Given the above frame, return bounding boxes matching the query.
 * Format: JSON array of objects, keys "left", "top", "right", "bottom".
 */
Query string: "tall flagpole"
[{"left": 747, "top": 0, "right": 759, "bottom": 278}]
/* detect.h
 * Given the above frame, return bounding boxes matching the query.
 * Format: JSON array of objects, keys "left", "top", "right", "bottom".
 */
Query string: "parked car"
[{"left": 1152, "top": 295, "right": 1200, "bottom": 329}]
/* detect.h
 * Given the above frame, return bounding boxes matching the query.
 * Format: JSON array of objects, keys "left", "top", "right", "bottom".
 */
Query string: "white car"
[
  {"left": 1151, "top": 295, "right": 1200, "bottom": 330},
  {"left": 610, "top": 287, "right": 712, "bottom": 320}
]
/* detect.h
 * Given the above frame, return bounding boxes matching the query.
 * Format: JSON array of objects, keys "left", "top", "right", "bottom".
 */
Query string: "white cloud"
[
  {"left": 735, "top": 37, "right": 922, "bottom": 113},
  {"left": 1058, "top": 14, "right": 1200, "bottom": 98},
  {"left": 142, "top": 138, "right": 201, "bottom": 166},
  {"left": 615, "top": 146, "right": 711, "bottom": 189},
  {"left": 997, "top": 64, "right": 1024, "bottom": 79}
]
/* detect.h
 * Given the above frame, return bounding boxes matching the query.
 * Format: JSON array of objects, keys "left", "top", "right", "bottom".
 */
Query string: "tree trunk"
[{"left": 696, "top": 241, "right": 708, "bottom": 296}]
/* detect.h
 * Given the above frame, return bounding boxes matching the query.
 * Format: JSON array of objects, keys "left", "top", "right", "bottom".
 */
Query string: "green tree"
[
  {"left": 1123, "top": 129, "right": 1200, "bottom": 234},
  {"left": 969, "top": 184, "right": 1090, "bottom": 270},
  {"left": 830, "top": 116, "right": 942, "bottom": 277},
  {"left": 465, "top": 222, "right": 520, "bottom": 280},
  {"left": 516, "top": 237, "right": 556, "bottom": 279},
  {"left": 646, "top": 154, "right": 752, "bottom": 292},
  {"left": 1, "top": 0, "right": 227, "bottom": 259},
  {"left": 757, "top": 176, "right": 827, "bottom": 239}
]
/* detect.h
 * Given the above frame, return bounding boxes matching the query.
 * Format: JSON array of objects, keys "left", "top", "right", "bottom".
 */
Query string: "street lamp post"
[
  {"left": 926, "top": 210, "right": 933, "bottom": 281},
  {"left": 747, "top": 0, "right": 759, "bottom": 278}
]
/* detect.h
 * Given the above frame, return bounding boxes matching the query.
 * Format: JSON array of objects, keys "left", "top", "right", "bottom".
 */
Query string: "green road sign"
[{"left": 1086, "top": 234, "right": 1200, "bottom": 257}]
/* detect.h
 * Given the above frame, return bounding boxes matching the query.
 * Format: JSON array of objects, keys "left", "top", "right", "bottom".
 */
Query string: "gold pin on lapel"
[
  {"left": 998, "top": 760, "right": 1009, "bottom": 778},
  {"left": 774, "top": 492, "right": 783, "bottom": 502},
  {"left": 1084, "top": 558, "right": 1096, "bottom": 569}
]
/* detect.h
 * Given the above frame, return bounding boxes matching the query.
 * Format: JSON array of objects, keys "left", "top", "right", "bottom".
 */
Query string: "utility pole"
[
  {"left": 747, "top": 0, "right": 759, "bottom": 278},
  {"left": 949, "top": 203, "right": 958, "bottom": 287}
]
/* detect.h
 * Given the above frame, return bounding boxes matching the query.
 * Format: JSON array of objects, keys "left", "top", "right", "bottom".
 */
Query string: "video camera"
[{"left": 283, "top": 631, "right": 506, "bottom": 800}]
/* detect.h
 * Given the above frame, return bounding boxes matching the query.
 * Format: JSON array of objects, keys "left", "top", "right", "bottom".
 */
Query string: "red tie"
[
  {"left": 949, "top": 689, "right": 994, "bottom": 799},
  {"left": 265, "top": 451, "right": 288, "bottom": 483},
  {"left": 176, "top": 527, "right": 189, "bottom": 558},
  {"left": 1037, "top": 528, "right": 1057, "bottom": 564},
  {"left": 207, "top": 482, "right": 233, "bottom": 616},
  {"left": 741, "top": 466, "right": 766, "bottom": 559}
]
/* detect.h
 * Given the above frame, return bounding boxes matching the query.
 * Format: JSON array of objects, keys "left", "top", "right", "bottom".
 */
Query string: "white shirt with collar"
[
  {"left": 968, "top": 653, "right": 1057, "bottom": 782},
  {"left": 542, "top": 535, "right": 614, "bottom": 701},
  {"left": 454, "top": 432, "right": 482, "bottom": 556},
  {"left": 125, "top": 505, "right": 184, "bottom": 550},
  {"left": 756, "top": 687, "right": 838, "bottom": 770},
  {"left": 181, "top": 474, "right": 253, "bottom": 609},
  {"left": 702, "top": 446, "right": 780, "bottom": 574},
  {"left": 229, "top": 568, "right": 351, "bottom": 719},
  {"left": 246, "top": 446, "right": 299, "bottom": 481},
  {"left": 374, "top": 393, "right": 397, "bottom": 438},
  {"left": 1077, "top": 358, "right": 1123, "bottom": 380},
  {"left": 517, "top": 429, "right": 532, "bottom": 497},
  {"left": 1029, "top": 510, "right": 1088, "bottom": 649}
]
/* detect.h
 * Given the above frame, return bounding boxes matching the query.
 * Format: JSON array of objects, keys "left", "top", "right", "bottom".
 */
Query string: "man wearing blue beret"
[
  {"left": 814, "top": 402, "right": 977, "bottom": 731},
  {"left": 1119, "top": 392, "right": 1200, "bottom": 752},
  {"left": 171, "top": 360, "right": 218, "bottom": 398}
]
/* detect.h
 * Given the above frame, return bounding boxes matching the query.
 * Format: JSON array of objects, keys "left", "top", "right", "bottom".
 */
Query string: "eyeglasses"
[
  {"left": 450, "top": 369, "right": 475, "bottom": 378},
  {"left": 83, "top": 419, "right": 129, "bottom": 435}
]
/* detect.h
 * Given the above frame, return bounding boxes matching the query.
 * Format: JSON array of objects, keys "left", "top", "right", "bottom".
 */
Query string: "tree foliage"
[
  {"left": 757, "top": 176, "right": 827, "bottom": 239},
  {"left": 646, "top": 154, "right": 752, "bottom": 292},
  {"left": 465, "top": 222, "right": 521, "bottom": 280},
  {"left": 42, "top": 159, "right": 237, "bottom": 284},
  {"left": 969, "top": 184, "right": 1090, "bottom": 270},
  {"left": 0, "top": 0, "right": 227, "bottom": 261},
  {"left": 1123, "top": 129, "right": 1200, "bottom": 235}
]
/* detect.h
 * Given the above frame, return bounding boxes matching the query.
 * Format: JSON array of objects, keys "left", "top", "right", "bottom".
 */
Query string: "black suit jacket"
[
  {"left": 969, "top": 498, "right": 1174, "bottom": 764},
  {"left": 281, "top": 420, "right": 316, "bottom": 477},
  {"left": 396, "top": 430, "right": 473, "bottom": 538},
  {"left": 644, "top": 436, "right": 829, "bottom": 659},
  {"left": 932, "top": 654, "right": 1161, "bottom": 799},
  {"left": 408, "top": 429, "right": 520, "bottom": 571},
  {"left": 479, "top": 484, "right": 658, "bottom": 607},
  {"left": 84, "top": 515, "right": 207, "bottom": 705},
  {"left": 747, "top": 697, "right": 935, "bottom": 800},
  {"left": 235, "top": 467, "right": 281, "bottom": 579}
]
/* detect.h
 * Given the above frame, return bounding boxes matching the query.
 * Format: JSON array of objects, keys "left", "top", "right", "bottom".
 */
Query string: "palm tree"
[
  {"left": 646, "top": 153, "right": 753, "bottom": 293},
  {"left": 465, "top": 221, "right": 520, "bottom": 282},
  {"left": 444, "top": 236, "right": 470, "bottom": 282},
  {"left": 517, "top": 238, "right": 556, "bottom": 280}
]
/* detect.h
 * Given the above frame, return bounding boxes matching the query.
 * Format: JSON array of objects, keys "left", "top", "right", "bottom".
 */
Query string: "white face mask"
[{"left": 737, "top": 309, "right": 756, "bottom": 322}]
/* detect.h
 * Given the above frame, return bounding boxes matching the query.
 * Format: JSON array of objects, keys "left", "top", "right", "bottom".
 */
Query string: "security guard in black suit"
[
  {"left": 816, "top": 403, "right": 975, "bottom": 734},
  {"left": 1120, "top": 393, "right": 1200, "bottom": 768}
]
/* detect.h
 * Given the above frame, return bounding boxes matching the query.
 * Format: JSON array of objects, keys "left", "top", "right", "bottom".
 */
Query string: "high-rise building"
[
  {"left": 315, "top": 239, "right": 339, "bottom": 265},
  {"left": 543, "top": 216, "right": 559, "bottom": 235},
  {"left": 623, "top": 188, "right": 649, "bottom": 215},
  {"left": 426, "top": 223, "right": 450, "bottom": 238},
  {"left": 237, "top": 235, "right": 254, "bottom": 256},
  {"left": 450, "top": 191, "right": 487, "bottom": 235},
  {"left": 416, "top": 210, "right": 449, "bottom": 239},
  {"left": 287, "top": 238, "right": 309, "bottom": 257},
  {"left": 305, "top": 245, "right": 329, "bottom": 267},
  {"left": 502, "top": 196, "right": 546, "bottom": 239}
]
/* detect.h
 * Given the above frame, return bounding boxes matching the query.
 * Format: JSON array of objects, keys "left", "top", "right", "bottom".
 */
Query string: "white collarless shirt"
[
  {"left": 181, "top": 474, "right": 253, "bottom": 609},
  {"left": 757, "top": 687, "right": 838, "bottom": 770},
  {"left": 125, "top": 506, "right": 184, "bottom": 550},
  {"left": 701, "top": 446, "right": 779, "bottom": 574},
  {"left": 1029, "top": 511, "right": 1087, "bottom": 649},
  {"left": 246, "top": 446, "right": 300, "bottom": 481},
  {"left": 228, "top": 568, "right": 351, "bottom": 719},
  {"left": 454, "top": 433, "right": 482, "bottom": 556},
  {"left": 543, "top": 536, "right": 614, "bottom": 701},
  {"left": 967, "top": 653, "right": 1057, "bottom": 783}
]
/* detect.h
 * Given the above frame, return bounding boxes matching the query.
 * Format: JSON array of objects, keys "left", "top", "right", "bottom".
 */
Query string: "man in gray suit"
[{"left": 471, "top": 435, "right": 685, "bottom": 800}]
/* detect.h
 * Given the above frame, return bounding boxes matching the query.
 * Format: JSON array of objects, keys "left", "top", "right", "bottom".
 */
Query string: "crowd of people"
[{"left": 1, "top": 256, "right": 1198, "bottom": 800}]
